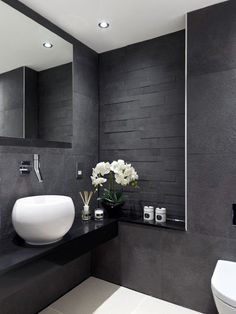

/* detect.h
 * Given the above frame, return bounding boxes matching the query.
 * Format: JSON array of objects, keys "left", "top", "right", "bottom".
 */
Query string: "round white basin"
[{"left": 12, "top": 195, "right": 75, "bottom": 245}]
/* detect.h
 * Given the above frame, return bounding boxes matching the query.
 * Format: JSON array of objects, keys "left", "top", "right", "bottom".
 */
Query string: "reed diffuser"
[{"left": 79, "top": 191, "right": 93, "bottom": 221}]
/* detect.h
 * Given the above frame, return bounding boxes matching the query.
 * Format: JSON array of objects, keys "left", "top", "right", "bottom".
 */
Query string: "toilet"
[{"left": 211, "top": 260, "right": 236, "bottom": 314}]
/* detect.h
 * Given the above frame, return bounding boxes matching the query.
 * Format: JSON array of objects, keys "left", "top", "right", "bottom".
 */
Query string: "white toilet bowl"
[{"left": 211, "top": 260, "right": 236, "bottom": 314}]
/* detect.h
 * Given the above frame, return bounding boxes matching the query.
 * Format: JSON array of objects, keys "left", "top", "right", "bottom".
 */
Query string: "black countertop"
[
  {"left": 0, "top": 214, "right": 185, "bottom": 276},
  {"left": 0, "top": 219, "right": 118, "bottom": 276}
]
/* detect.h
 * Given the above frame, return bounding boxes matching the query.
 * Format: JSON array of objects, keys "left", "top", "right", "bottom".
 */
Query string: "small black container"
[{"left": 101, "top": 200, "right": 124, "bottom": 218}]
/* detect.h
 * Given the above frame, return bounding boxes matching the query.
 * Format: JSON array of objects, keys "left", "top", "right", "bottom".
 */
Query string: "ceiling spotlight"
[
  {"left": 98, "top": 21, "right": 110, "bottom": 29},
  {"left": 43, "top": 42, "right": 53, "bottom": 48}
]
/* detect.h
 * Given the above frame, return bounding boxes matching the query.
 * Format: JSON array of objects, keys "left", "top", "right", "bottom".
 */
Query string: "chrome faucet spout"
[{"left": 33, "top": 154, "right": 43, "bottom": 183}]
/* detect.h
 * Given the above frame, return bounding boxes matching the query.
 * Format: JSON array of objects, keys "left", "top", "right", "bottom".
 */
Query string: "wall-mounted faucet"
[
  {"left": 19, "top": 154, "right": 43, "bottom": 182},
  {"left": 33, "top": 154, "right": 43, "bottom": 183}
]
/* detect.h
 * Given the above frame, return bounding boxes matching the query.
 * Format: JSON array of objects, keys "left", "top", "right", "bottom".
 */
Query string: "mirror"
[{"left": 0, "top": 1, "right": 73, "bottom": 146}]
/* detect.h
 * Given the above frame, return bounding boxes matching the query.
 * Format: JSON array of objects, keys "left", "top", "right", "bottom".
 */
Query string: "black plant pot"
[{"left": 101, "top": 200, "right": 125, "bottom": 218}]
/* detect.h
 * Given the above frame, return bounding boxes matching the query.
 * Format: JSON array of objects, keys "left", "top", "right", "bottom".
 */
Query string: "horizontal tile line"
[
  {"left": 100, "top": 147, "right": 183, "bottom": 151},
  {"left": 103, "top": 100, "right": 138, "bottom": 106},
  {"left": 164, "top": 202, "right": 185, "bottom": 206},
  {"left": 140, "top": 104, "right": 164, "bottom": 109},
  {"left": 161, "top": 147, "right": 185, "bottom": 150},
  {"left": 101, "top": 88, "right": 180, "bottom": 102},
  {"left": 103, "top": 130, "right": 138, "bottom": 134},
  {"left": 101, "top": 147, "right": 185, "bottom": 151},
  {"left": 130, "top": 179, "right": 180, "bottom": 184},
  {"left": 141, "top": 136, "right": 185, "bottom": 139},
  {"left": 102, "top": 62, "right": 182, "bottom": 72},
  {"left": 100, "top": 148, "right": 159, "bottom": 151},
  {"left": 123, "top": 160, "right": 159, "bottom": 163},
  {"left": 160, "top": 113, "right": 185, "bottom": 117},
  {"left": 101, "top": 63, "right": 180, "bottom": 75},
  {"left": 101, "top": 87, "right": 179, "bottom": 98},
  {"left": 165, "top": 194, "right": 185, "bottom": 197},
  {"left": 166, "top": 169, "right": 184, "bottom": 172},
  {"left": 101, "top": 117, "right": 149, "bottom": 123},
  {"left": 142, "top": 179, "right": 178, "bottom": 183}
]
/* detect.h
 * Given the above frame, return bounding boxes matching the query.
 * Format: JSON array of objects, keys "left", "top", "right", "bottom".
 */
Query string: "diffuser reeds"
[{"left": 79, "top": 191, "right": 93, "bottom": 206}]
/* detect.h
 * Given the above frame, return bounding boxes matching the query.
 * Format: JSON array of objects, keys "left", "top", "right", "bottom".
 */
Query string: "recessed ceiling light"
[
  {"left": 98, "top": 21, "right": 110, "bottom": 29},
  {"left": 43, "top": 42, "right": 53, "bottom": 48}
]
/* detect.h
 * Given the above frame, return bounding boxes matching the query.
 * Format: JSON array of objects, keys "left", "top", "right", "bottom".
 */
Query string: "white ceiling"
[
  {"left": 19, "top": 0, "right": 227, "bottom": 53},
  {"left": 0, "top": 0, "right": 72, "bottom": 74}
]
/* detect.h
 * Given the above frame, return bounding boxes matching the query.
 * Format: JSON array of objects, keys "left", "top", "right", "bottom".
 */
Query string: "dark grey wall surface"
[
  {"left": 0, "top": 252, "right": 91, "bottom": 314},
  {"left": 93, "top": 222, "right": 236, "bottom": 314},
  {"left": 0, "top": 45, "right": 98, "bottom": 313},
  {"left": 93, "top": 2, "right": 236, "bottom": 314},
  {"left": 38, "top": 63, "right": 73, "bottom": 143},
  {"left": 187, "top": 0, "right": 236, "bottom": 239},
  {"left": 24, "top": 67, "right": 38, "bottom": 139},
  {"left": 0, "top": 68, "right": 23, "bottom": 138},
  {"left": 99, "top": 31, "right": 185, "bottom": 220},
  {"left": 0, "top": 47, "right": 98, "bottom": 241},
  {"left": 0, "top": 2, "right": 98, "bottom": 312}
]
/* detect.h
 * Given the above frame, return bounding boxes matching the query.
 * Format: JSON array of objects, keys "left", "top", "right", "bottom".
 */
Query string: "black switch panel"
[{"left": 233, "top": 204, "right": 236, "bottom": 225}]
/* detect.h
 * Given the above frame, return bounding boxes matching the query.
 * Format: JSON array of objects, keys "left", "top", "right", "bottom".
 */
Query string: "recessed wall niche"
[{"left": 99, "top": 30, "right": 185, "bottom": 222}]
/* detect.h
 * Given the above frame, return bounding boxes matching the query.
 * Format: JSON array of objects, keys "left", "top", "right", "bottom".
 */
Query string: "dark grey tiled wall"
[
  {"left": 0, "top": 44, "right": 98, "bottom": 240},
  {"left": 187, "top": 0, "right": 236, "bottom": 239},
  {"left": 99, "top": 31, "right": 185, "bottom": 219},
  {"left": 92, "top": 222, "right": 236, "bottom": 314},
  {"left": 38, "top": 63, "right": 73, "bottom": 143},
  {"left": 25, "top": 67, "right": 38, "bottom": 139},
  {"left": 93, "top": 2, "right": 236, "bottom": 313},
  {"left": 0, "top": 20, "right": 98, "bottom": 314},
  {"left": 0, "top": 1, "right": 98, "bottom": 313},
  {"left": 187, "top": 1, "right": 236, "bottom": 76}
]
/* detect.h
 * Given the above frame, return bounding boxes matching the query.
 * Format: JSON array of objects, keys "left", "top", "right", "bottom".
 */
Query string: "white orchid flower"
[
  {"left": 91, "top": 159, "right": 138, "bottom": 189},
  {"left": 93, "top": 162, "right": 110, "bottom": 176},
  {"left": 91, "top": 176, "right": 107, "bottom": 187}
]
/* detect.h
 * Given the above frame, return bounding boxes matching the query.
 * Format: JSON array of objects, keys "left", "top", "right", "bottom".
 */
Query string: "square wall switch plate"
[{"left": 76, "top": 162, "right": 83, "bottom": 179}]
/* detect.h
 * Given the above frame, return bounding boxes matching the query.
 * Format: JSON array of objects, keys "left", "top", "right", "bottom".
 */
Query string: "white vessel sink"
[{"left": 12, "top": 195, "right": 75, "bottom": 245}]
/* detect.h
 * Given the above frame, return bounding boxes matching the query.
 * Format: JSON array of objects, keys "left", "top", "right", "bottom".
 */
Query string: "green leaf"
[{"left": 103, "top": 198, "right": 115, "bottom": 203}]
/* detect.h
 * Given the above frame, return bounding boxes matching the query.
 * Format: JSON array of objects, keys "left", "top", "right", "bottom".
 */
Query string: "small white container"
[
  {"left": 143, "top": 206, "right": 154, "bottom": 221},
  {"left": 95, "top": 209, "right": 104, "bottom": 220},
  {"left": 155, "top": 207, "right": 166, "bottom": 223}
]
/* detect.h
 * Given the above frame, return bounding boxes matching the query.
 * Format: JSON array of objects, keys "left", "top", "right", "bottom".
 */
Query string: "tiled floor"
[{"left": 40, "top": 277, "right": 202, "bottom": 314}]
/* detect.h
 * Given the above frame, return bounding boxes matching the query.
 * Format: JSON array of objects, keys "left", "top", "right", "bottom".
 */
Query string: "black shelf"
[
  {"left": 0, "top": 219, "right": 118, "bottom": 276},
  {"left": 120, "top": 215, "right": 185, "bottom": 231},
  {"left": 0, "top": 214, "right": 185, "bottom": 277}
]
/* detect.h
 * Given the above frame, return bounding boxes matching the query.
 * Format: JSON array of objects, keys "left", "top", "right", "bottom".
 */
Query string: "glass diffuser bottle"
[{"left": 80, "top": 191, "right": 93, "bottom": 221}]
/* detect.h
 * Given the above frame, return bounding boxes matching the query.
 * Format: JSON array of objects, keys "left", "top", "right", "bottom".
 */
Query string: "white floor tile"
[
  {"left": 93, "top": 286, "right": 146, "bottom": 314},
  {"left": 39, "top": 307, "right": 63, "bottom": 314},
  {"left": 40, "top": 277, "right": 202, "bottom": 314},
  {"left": 133, "top": 296, "right": 202, "bottom": 314},
  {"left": 48, "top": 277, "right": 122, "bottom": 314}
]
